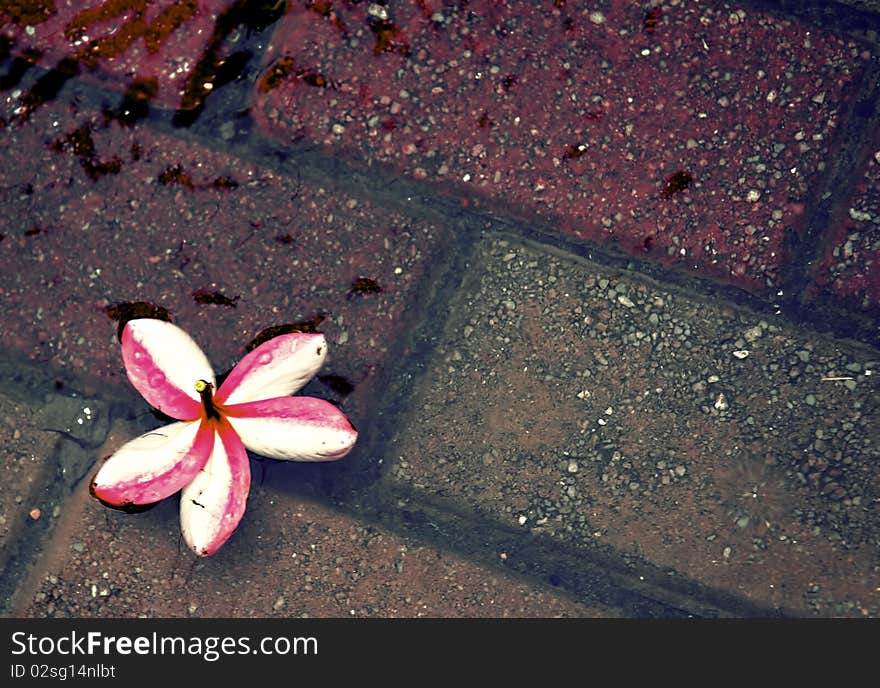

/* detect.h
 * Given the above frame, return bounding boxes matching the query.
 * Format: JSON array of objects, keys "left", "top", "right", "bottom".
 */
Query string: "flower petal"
[
  {"left": 90, "top": 421, "right": 214, "bottom": 506},
  {"left": 122, "top": 319, "right": 215, "bottom": 420},
  {"left": 215, "top": 332, "right": 327, "bottom": 405},
  {"left": 224, "top": 396, "right": 357, "bottom": 460},
  {"left": 180, "top": 420, "right": 251, "bottom": 557}
]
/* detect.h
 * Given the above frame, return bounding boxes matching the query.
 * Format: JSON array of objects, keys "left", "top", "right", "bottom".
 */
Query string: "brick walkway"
[{"left": 0, "top": 1, "right": 878, "bottom": 617}]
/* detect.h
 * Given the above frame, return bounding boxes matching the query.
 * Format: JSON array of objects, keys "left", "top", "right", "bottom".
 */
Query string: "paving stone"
[
  {"left": 0, "top": 346, "right": 130, "bottom": 611},
  {"left": 2, "top": 1, "right": 879, "bottom": 621},
  {"left": 15, "top": 486, "right": 612, "bottom": 618},
  {"left": 0, "top": 387, "right": 60, "bottom": 600},
  {"left": 809, "top": 132, "right": 880, "bottom": 312},
  {"left": 252, "top": 0, "right": 871, "bottom": 293},
  {"left": 388, "top": 237, "right": 880, "bottom": 617},
  {"left": 0, "top": 99, "right": 454, "bottom": 610},
  {"left": 0, "top": 100, "right": 453, "bottom": 413},
  {"left": 0, "top": 0, "right": 231, "bottom": 112}
]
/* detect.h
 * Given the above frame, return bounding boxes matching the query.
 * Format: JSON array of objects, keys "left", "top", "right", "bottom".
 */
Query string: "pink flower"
[{"left": 91, "top": 318, "right": 357, "bottom": 556}]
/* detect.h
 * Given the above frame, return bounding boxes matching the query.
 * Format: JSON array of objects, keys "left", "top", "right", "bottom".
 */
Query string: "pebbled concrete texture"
[
  {"left": 252, "top": 0, "right": 871, "bottom": 294},
  {"left": 388, "top": 238, "right": 879, "bottom": 617},
  {"left": 0, "top": 101, "right": 453, "bottom": 404},
  {"left": 809, "top": 128, "right": 880, "bottom": 311},
  {"left": 0, "top": 389, "right": 62, "bottom": 604},
  {"left": 0, "top": 0, "right": 233, "bottom": 111},
  {"left": 1, "top": 0, "right": 879, "bottom": 618},
  {"left": 15, "top": 490, "right": 614, "bottom": 618}
]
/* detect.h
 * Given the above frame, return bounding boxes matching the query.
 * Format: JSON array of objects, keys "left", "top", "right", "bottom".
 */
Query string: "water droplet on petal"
[
  {"left": 257, "top": 352, "right": 273, "bottom": 365},
  {"left": 148, "top": 370, "right": 166, "bottom": 387},
  {"left": 132, "top": 350, "right": 144, "bottom": 361}
]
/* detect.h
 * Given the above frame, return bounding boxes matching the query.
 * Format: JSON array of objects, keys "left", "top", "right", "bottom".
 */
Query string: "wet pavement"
[{"left": 0, "top": 1, "right": 878, "bottom": 618}]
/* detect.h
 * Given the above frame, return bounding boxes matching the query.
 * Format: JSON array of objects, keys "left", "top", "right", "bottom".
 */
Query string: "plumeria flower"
[{"left": 91, "top": 318, "right": 357, "bottom": 556}]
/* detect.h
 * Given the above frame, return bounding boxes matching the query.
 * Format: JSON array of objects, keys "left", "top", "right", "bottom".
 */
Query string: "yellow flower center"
[{"left": 195, "top": 379, "right": 221, "bottom": 420}]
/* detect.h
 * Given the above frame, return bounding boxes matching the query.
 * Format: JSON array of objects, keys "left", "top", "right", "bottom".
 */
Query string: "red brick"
[
  {"left": 0, "top": 101, "right": 451, "bottom": 412},
  {"left": 1, "top": 0, "right": 228, "bottom": 110},
  {"left": 253, "top": 0, "right": 869, "bottom": 293},
  {"left": 809, "top": 133, "right": 880, "bottom": 312}
]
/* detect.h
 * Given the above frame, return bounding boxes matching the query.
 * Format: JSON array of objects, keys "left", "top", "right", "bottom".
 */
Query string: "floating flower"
[{"left": 91, "top": 318, "right": 357, "bottom": 556}]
